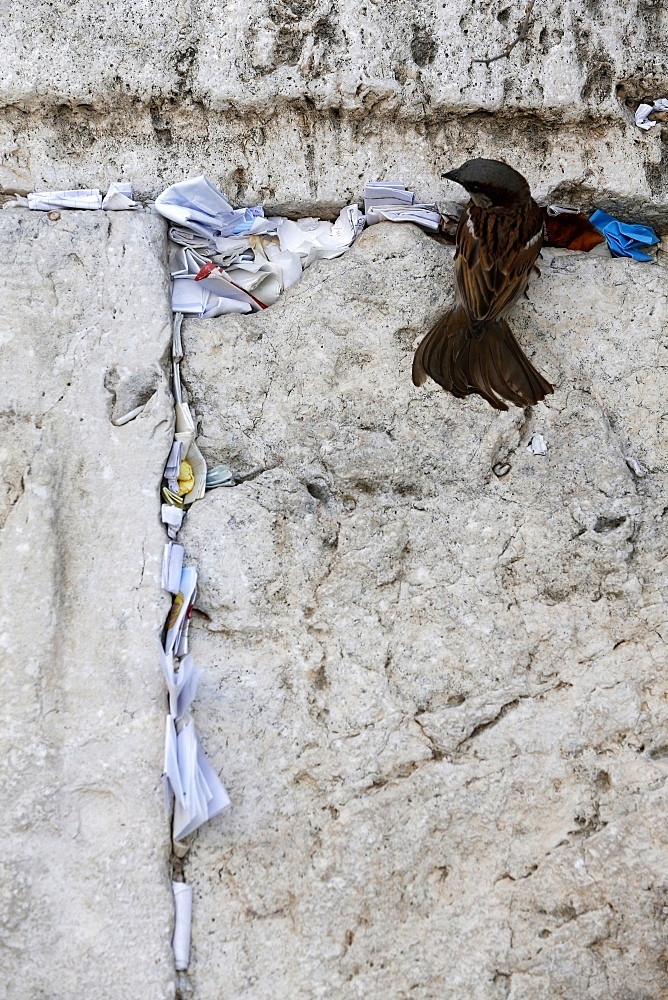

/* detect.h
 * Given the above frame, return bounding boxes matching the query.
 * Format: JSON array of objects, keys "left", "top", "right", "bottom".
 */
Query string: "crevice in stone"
[
  {"left": 3, "top": 101, "right": 668, "bottom": 226},
  {"left": 455, "top": 697, "right": 523, "bottom": 750},
  {"left": 234, "top": 465, "right": 279, "bottom": 483}
]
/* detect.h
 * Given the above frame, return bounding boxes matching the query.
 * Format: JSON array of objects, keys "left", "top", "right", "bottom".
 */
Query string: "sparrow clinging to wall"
[{"left": 412, "top": 158, "right": 553, "bottom": 410}]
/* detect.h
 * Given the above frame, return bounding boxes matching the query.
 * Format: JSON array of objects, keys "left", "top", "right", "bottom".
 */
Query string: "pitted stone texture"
[
  {"left": 179, "top": 223, "right": 668, "bottom": 999},
  {"left": 1, "top": 0, "right": 667, "bottom": 223},
  {"left": 0, "top": 210, "right": 175, "bottom": 1000}
]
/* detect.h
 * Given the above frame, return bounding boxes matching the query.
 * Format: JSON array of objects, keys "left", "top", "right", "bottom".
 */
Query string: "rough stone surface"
[
  {"left": 178, "top": 224, "right": 668, "bottom": 999},
  {"left": 1, "top": 1, "right": 668, "bottom": 224},
  {"left": 0, "top": 210, "right": 176, "bottom": 999}
]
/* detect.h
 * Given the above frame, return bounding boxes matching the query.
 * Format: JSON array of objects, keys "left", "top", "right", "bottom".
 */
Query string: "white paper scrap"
[
  {"left": 332, "top": 203, "right": 366, "bottom": 244},
  {"left": 212, "top": 233, "right": 260, "bottom": 261},
  {"left": 174, "top": 402, "right": 196, "bottom": 457},
  {"left": 225, "top": 259, "right": 283, "bottom": 306},
  {"left": 155, "top": 175, "right": 264, "bottom": 240},
  {"left": 172, "top": 720, "right": 231, "bottom": 841},
  {"left": 168, "top": 225, "right": 218, "bottom": 254},
  {"left": 248, "top": 215, "right": 284, "bottom": 236},
  {"left": 625, "top": 456, "right": 647, "bottom": 478},
  {"left": 176, "top": 614, "right": 192, "bottom": 658},
  {"left": 102, "top": 182, "right": 140, "bottom": 210},
  {"left": 277, "top": 207, "right": 363, "bottom": 262},
  {"left": 160, "top": 648, "right": 202, "bottom": 721},
  {"left": 363, "top": 181, "right": 441, "bottom": 229},
  {"left": 171, "top": 273, "right": 255, "bottom": 318},
  {"left": 161, "top": 503, "right": 185, "bottom": 538},
  {"left": 205, "top": 464, "right": 236, "bottom": 489},
  {"left": 172, "top": 312, "right": 184, "bottom": 364},
  {"left": 169, "top": 246, "right": 211, "bottom": 279},
  {"left": 365, "top": 204, "right": 441, "bottom": 231},
  {"left": 195, "top": 266, "right": 266, "bottom": 312},
  {"left": 364, "top": 182, "right": 415, "bottom": 212},
  {"left": 172, "top": 882, "right": 193, "bottom": 971},
  {"left": 164, "top": 715, "right": 186, "bottom": 808},
  {"left": 528, "top": 433, "right": 548, "bottom": 456},
  {"left": 263, "top": 243, "right": 303, "bottom": 288},
  {"left": 546, "top": 204, "right": 580, "bottom": 216}
]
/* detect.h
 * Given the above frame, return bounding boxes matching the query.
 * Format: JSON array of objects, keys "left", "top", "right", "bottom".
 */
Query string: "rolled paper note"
[
  {"left": 177, "top": 459, "right": 195, "bottom": 496},
  {"left": 172, "top": 881, "right": 193, "bottom": 970}
]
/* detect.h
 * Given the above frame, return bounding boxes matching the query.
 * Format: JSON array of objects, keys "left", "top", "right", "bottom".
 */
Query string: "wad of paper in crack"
[
  {"left": 155, "top": 176, "right": 365, "bottom": 317},
  {"left": 161, "top": 567, "right": 231, "bottom": 841}
]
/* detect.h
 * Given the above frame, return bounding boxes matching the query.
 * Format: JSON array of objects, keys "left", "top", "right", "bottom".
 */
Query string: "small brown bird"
[{"left": 412, "top": 158, "right": 553, "bottom": 410}]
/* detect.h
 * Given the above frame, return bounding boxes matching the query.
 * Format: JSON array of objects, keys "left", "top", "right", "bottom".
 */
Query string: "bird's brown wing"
[{"left": 455, "top": 203, "right": 544, "bottom": 323}]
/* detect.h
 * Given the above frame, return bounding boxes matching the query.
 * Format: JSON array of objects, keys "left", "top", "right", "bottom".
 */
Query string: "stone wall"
[
  {"left": 1, "top": 1, "right": 668, "bottom": 997},
  {"left": 0, "top": 211, "right": 176, "bottom": 998},
  {"left": 1, "top": 0, "right": 667, "bottom": 223},
  {"left": 178, "top": 225, "right": 668, "bottom": 999}
]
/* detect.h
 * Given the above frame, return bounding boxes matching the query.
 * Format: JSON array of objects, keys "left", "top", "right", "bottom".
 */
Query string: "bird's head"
[{"left": 443, "top": 158, "right": 531, "bottom": 208}]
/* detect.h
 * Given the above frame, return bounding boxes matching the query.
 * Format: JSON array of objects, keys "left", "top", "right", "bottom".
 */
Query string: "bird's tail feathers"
[{"left": 412, "top": 305, "right": 553, "bottom": 411}]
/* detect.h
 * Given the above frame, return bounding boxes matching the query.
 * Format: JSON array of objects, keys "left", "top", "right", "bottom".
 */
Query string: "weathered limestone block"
[
  {"left": 1, "top": 0, "right": 667, "bottom": 223},
  {"left": 0, "top": 210, "right": 175, "bottom": 999},
  {"left": 179, "top": 223, "right": 668, "bottom": 998}
]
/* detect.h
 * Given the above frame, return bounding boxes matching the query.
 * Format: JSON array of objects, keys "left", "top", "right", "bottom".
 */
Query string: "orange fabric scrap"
[{"left": 541, "top": 207, "right": 606, "bottom": 252}]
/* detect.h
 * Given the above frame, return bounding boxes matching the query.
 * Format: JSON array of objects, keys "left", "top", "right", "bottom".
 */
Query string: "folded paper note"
[
  {"left": 528, "top": 434, "right": 548, "bottom": 456},
  {"left": 164, "top": 714, "right": 185, "bottom": 809},
  {"left": 635, "top": 98, "right": 668, "bottom": 130},
  {"left": 161, "top": 503, "right": 185, "bottom": 539},
  {"left": 363, "top": 182, "right": 441, "bottom": 231},
  {"left": 164, "top": 440, "right": 184, "bottom": 487},
  {"left": 194, "top": 262, "right": 269, "bottom": 312},
  {"left": 171, "top": 246, "right": 258, "bottom": 317},
  {"left": 161, "top": 648, "right": 202, "bottom": 721},
  {"left": 364, "top": 182, "right": 416, "bottom": 210},
  {"left": 164, "top": 566, "right": 198, "bottom": 656},
  {"left": 164, "top": 717, "right": 231, "bottom": 841},
  {"left": 365, "top": 203, "right": 441, "bottom": 230},
  {"left": 173, "top": 402, "right": 207, "bottom": 505},
  {"left": 589, "top": 209, "right": 659, "bottom": 261},
  {"left": 172, "top": 312, "right": 184, "bottom": 364},
  {"left": 155, "top": 175, "right": 264, "bottom": 240},
  {"left": 101, "top": 182, "right": 140, "bottom": 210}
]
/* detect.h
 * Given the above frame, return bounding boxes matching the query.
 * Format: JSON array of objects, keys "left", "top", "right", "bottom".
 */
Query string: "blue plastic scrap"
[{"left": 589, "top": 209, "right": 660, "bottom": 262}]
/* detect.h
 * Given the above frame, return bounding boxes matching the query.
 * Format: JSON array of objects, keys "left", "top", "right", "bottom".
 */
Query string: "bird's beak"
[{"left": 442, "top": 169, "right": 460, "bottom": 182}]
